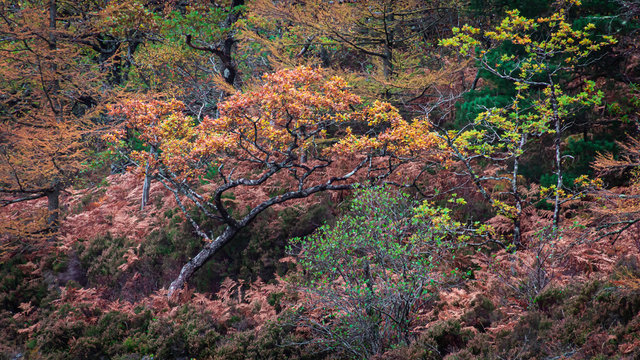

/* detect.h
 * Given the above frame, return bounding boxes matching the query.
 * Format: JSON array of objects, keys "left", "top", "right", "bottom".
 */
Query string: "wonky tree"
[
  {"left": 440, "top": 1, "right": 616, "bottom": 239},
  {"left": 108, "top": 66, "right": 448, "bottom": 295}
]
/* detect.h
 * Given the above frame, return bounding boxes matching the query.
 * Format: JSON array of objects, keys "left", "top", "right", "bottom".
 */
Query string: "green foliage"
[
  {"left": 491, "top": 279, "right": 640, "bottom": 359},
  {"left": 31, "top": 305, "right": 219, "bottom": 359},
  {"left": 160, "top": 4, "right": 238, "bottom": 42},
  {"left": 440, "top": 3, "right": 617, "bottom": 230},
  {"left": 461, "top": 296, "right": 498, "bottom": 330},
  {"left": 75, "top": 234, "right": 130, "bottom": 286},
  {"left": 22, "top": 302, "right": 322, "bottom": 360},
  {"left": 127, "top": 3, "right": 242, "bottom": 92},
  {"left": 0, "top": 255, "right": 48, "bottom": 313},
  {"left": 212, "top": 321, "right": 320, "bottom": 360},
  {"left": 539, "top": 135, "right": 618, "bottom": 187},
  {"left": 290, "top": 186, "right": 474, "bottom": 358},
  {"left": 379, "top": 319, "right": 474, "bottom": 360},
  {"left": 193, "top": 201, "right": 334, "bottom": 292},
  {"left": 71, "top": 220, "right": 201, "bottom": 296},
  {"left": 450, "top": 0, "right": 622, "bottom": 132},
  {"left": 382, "top": 276, "right": 640, "bottom": 359},
  {"left": 3, "top": 0, "right": 640, "bottom": 358},
  {"left": 454, "top": 85, "right": 515, "bottom": 129},
  {"left": 468, "top": 0, "right": 550, "bottom": 18}
]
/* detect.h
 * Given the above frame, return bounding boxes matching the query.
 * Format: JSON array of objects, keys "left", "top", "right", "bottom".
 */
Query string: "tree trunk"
[
  {"left": 48, "top": 0, "right": 62, "bottom": 121},
  {"left": 511, "top": 134, "right": 526, "bottom": 247},
  {"left": 141, "top": 169, "right": 151, "bottom": 210},
  {"left": 320, "top": 46, "right": 331, "bottom": 67},
  {"left": 47, "top": 185, "right": 60, "bottom": 230},
  {"left": 553, "top": 122, "right": 562, "bottom": 229},
  {"left": 48, "top": 0, "right": 56, "bottom": 50},
  {"left": 221, "top": 37, "right": 237, "bottom": 86},
  {"left": 382, "top": 12, "right": 394, "bottom": 82},
  {"left": 168, "top": 226, "right": 238, "bottom": 296},
  {"left": 141, "top": 146, "right": 155, "bottom": 210},
  {"left": 221, "top": 0, "right": 244, "bottom": 86},
  {"left": 550, "top": 87, "right": 562, "bottom": 233}
]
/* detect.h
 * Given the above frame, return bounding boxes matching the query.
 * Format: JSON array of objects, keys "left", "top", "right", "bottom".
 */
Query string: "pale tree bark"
[
  {"left": 141, "top": 168, "right": 151, "bottom": 210},
  {"left": 140, "top": 146, "right": 155, "bottom": 210},
  {"left": 511, "top": 133, "right": 526, "bottom": 247},
  {"left": 163, "top": 158, "right": 370, "bottom": 296},
  {"left": 168, "top": 226, "right": 237, "bottom": 295},
  {"left": 550, "top": 85, "right": 563, "bottom": 234}
]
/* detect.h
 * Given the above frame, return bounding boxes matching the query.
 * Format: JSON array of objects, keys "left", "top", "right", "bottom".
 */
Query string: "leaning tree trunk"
[{"left": 168, "top": 226, "right": 238, "bottom": 296}]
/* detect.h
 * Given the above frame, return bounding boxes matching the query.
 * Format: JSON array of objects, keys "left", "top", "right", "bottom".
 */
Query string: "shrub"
[{"left": 289, "top": 186, "right": 476, "bottom": 358}]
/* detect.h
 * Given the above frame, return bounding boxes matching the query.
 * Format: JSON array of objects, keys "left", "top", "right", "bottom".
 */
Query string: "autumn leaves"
[{"left": 109, "top": 66, "right": 449, "bottom": 186}]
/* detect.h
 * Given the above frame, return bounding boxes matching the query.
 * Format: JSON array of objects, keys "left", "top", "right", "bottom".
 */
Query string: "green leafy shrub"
[{"left": 289, "top": 186, "right": 475, "bottom": 358}]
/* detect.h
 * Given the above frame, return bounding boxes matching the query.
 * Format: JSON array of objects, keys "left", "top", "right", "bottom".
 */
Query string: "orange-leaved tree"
[
  {"left": 108, "top": 66, "right": 448, "bottom": 295},
  {"left": 591, "top": 136, "right": 640, "bottom": 242},
  {"left": 0, "top": 0, "right": 109, "bottom": 238},
  {"left": 246, "top": 0, "right": 465, "bottom": 104}
]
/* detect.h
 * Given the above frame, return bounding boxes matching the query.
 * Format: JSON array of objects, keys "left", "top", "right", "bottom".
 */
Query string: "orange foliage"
[
  {"left": 107, "top": 65, "right": 450, "bottom": 293},
  {"left": 109, "top": 67, "right": 448, "bottom": 184},
  {"left": 62, "top": 172, "right": 178, "bottom": 249},
  {"left": 13, "top": 276, "right": 288, "bottom": 340},
  {"left": 0, "top": 1, "right": 113, "bottom": 240}
]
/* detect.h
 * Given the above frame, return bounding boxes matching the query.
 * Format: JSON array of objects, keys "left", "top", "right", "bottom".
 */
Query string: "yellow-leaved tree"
[{"left": 439, "top": 2, "right": 616, "bottom": 241}]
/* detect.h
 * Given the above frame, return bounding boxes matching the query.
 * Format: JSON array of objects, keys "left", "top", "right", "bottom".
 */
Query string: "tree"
[
  {"left": 440, "top": 2, "right": 615, "bottom": 238},
  {"left": 91, "top": 0, "right": 159, "bottom": 86},
  {"left": 591, "top": 135, "right": 640, "bottom": 242},
  {"left": 121, "top": 1, "right": 247, "bottom": 208},
  {"left": 184, "top": 0, "right": 245, "bottom": 88},
  {"left": 130, "top": 0, "right": 246, "bottom": 104},
  {"left": 246, "top": 0, "right": 466, "bottom": 108},
  {"left": 289, "top": 186, "right": 481, "bottom": 358},
  {"left": 108, "top": 66, "right": 448, "bottom": 295},
  {"left": 0, "top": 0, "right": 109, "bottom": 236}
]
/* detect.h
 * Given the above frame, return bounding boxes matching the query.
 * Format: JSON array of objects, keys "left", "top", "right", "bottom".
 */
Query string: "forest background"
[{"left": 2, "top": 0, "right": 640, "bottom": 358}]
